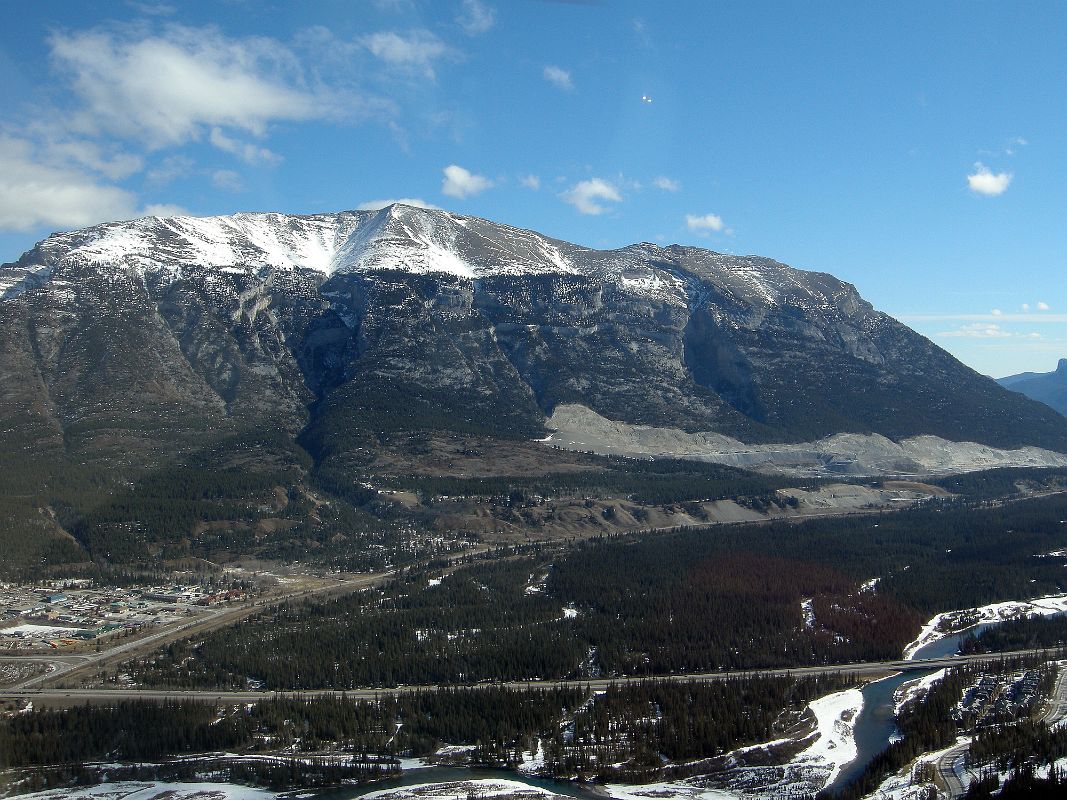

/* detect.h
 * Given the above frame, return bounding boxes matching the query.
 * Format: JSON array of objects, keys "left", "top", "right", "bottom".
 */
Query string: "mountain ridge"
[
  {"left": 998, "top": 358, "right": 1067, "bottom": 418},
  {"left": 3, "top": 203, "right": 1067, "bottom": 568},
  {"left": 3, "top": 203, "right": 1066, "bottom": 451}
]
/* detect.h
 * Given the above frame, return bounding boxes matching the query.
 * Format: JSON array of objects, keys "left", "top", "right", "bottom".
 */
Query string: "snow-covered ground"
[
  {"left": 893, "top": 669, "right": 948, "bottom": 715},
  {"left": 361, "top": 779, "right": 561, "bottom": 800},
  {"left": 603, "top": 783, "right": 738, "bottom": 800},
  {"left": 903, "top": 593, "right": 1067, "bottom": 659},
  {"left": 604, "top": 687, "right": 864, "bottom": 800},
  {"left": 861, "top": 739, "right": 967, "bottom": 800},
  {"left": 12, "top": 782, "right": 278, "bottom": 800},
  {"left": 792, "top": 688, "right": 864, "bottom": 786}
]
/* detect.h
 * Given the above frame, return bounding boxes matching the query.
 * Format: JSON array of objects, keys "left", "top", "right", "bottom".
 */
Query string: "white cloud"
[
  {"left": 686, "top": 213, "right": 726, "bottom": 234},
  {"left": 560, "top": 178, "right": 622, "bottom": 215},
  {"left": 1022, "top": 303, "right": 1031, "bottom": 312},
  {"left": 457, "top": 0, "right": 496, "bottom": 35},
  {"left": 441, "top": 164, "right": 493, "bottom": 198},
  {"left": 543, "top": 65, "right": 574, "bottom": 91},
  {"left": 0, "top": 136, "right": 139, "bottom": 230},
  {"left": 1038, "top": 301, "right": 1051, "bottom": 311},
  {"left": 938, "top": 323, "right": 1016, "bottom": 339},
  {"left": 211, "top": 169, "right": 243, "bottom": 192},
  {"left": 356, "top": 197, "right": 441, "bottom": 210},
  {"left": 652, "top": 176, "right": 680, "bottom": 192},
  {"left": 1005, "top": 136, "right": 1028, "bottom": 155},
  {"left": 127, "top": 1, "right": 176, "bottom": 15},
  {"left": 48, "top": 26, "right": 336, "bottom": 149},
  {"left": 360, "top": 29, "right": 455, "bottom": 80},
  {"left": 519, "top": 174, "right": 541, "bottom": 191},
  {"left": 991, "top": 308, "right": 1003, "bottom": 316},
  {"left": 209, "top": 128, "right": 282, "bottom": 165},
  {"left": 967, "top": 163, "right": 1012, "bottom": 196},
  {"left": 896, "top": 312, "right": 1067, "bottom": 323},
  {"left": 43, "top": 140, "right": 144, "bottom": 180}
]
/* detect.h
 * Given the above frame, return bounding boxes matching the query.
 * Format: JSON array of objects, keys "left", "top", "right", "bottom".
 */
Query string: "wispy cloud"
[
  {"left": 519, "top": 174, "right": 541, "bottom": 190},
  {"left": 652, "top": 176, "right": 680, "bottom": 192},
  {"left": 210, "top": 169, "right": 243, "bottom": 192},
  {"left": 457, "top": 0, "right": 496, "bottom": 35},
  {"left": 898, "top": 313, "right": 1067, "bottom": 323},
  {"left": 560, "top": 178, "right": 621, "bottom": 215},
  {"left": 543, "top": 65, "right": 574, "bottom": 91},
  {"left": 360, "top": 29, "right": 457, "bottom": 80},
  {"left": 937, "top": 323, "right": 1020, "bottom": 339},
  {"left": 967, "top": 163, "right": 1012, "bottom": 196},
  {"left": 48, "top": 26, "right": 341, "bottom": 148},
  {"left": 441, "top": 164, "right": 493, "bottom": 198},
  {"left": 209, "top": 128, "right": 282, "bottom": 165}
]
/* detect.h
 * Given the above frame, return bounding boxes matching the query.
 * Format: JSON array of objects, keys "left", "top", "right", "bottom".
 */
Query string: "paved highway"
[{"left": 3, "top": 648, "right": 1061, "bottom": 705}]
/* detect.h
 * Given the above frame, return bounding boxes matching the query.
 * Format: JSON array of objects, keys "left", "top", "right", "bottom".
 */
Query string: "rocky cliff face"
[
  {"left": 5, "top": 203, "right": 1067, "bottom": 568},
  {"left": 4, "top": 203, "right": 1067, "bottom": 470}
]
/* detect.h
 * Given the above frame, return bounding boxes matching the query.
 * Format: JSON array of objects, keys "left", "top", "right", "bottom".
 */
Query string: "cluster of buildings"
[
  {"left": 954, "top": 670, "right": 1044, "bottom": 726},
  {"left": 0, "top": 579, "right": 246, "bottom": 651}
]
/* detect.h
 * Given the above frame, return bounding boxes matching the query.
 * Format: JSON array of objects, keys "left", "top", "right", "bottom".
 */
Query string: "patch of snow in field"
[
  {"left": 793, "top": 688, "right": 864, "bottom": 786},
  {"left": 893, "top": 669, "right": 948, "bottom": 715},
  {"left": 427, "top": 578, "right": 443, "bottom": 587},
  {"left": 361, "top": 779, "right": 558, "bottom": 800},
  {"left": 524, "top": 574, "right": 548, "bottom": 595},
  {"left": 15, "top": 781, "right": 277, "bottom": 800},
  {"left": 800, "top": 598, "right": 815, "bottom": 628},
  {"left": 517, "top": 738, "right": 546, "bottom": 775},
  {"left": 562, "top": 605, "right": 578, "bottom": 619},
  {"left": 903, "top": 593, "right": 1067, "bottom": 659},
  {"left": 859, "top": 577, "right": 880, "bottom": 593},
  {"left": 603, "top": 783, "right": 739, "bottom": 800}
]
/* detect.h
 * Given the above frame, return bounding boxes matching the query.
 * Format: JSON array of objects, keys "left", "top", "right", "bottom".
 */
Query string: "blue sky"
[{"left": 1, "top": 0, "right": 1065, "bottom": 378}]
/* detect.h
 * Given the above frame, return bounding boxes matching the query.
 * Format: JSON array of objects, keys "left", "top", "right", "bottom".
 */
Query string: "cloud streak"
[
  {"left": 48, "top": 25, "right": 336, "bottom": 148},
  {"left": 360, "top": 29, "right": 456, "bottom": 80},
  {"left": 543, "top": 65, "right": 574, "bottom": 91},
  {"left": 457, "top": 0, "right": 496, "bottom": 35}
]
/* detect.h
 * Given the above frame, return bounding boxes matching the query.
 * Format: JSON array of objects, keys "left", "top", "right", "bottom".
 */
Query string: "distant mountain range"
[
  {"left": 2, "top": 203, "right": 1067, "bottom": 567},
  {"left": 999, "top": 359, "right": 1067, "bottom": 418}
]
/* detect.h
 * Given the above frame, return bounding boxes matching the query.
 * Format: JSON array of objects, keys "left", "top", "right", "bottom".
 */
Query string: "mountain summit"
[
  {"left": 4, "top": 203, "right": 1067, "bottom": 568},
  {"left": 2, "top": 203, "right": 1067, "bottom": 473}
]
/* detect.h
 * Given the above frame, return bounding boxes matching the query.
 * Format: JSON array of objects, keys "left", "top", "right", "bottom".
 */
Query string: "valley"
[{"left": 3, "top": 205, "right": 1067, "bottom": 799}]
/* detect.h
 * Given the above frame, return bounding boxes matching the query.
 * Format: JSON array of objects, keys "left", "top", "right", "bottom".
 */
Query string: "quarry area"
[{"left": 546, "top": 404, "right": 1067, "bottom": 477}]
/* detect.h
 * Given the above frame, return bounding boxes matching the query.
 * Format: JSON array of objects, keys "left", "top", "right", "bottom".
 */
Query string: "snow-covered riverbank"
[{"left": 903, "top": 593, "right": 1067, "bottom": 659}]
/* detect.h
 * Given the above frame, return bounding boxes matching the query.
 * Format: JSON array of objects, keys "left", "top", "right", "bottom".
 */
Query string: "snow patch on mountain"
[{"left": 1, "top": 204, "right": 856, "bottom": 316}]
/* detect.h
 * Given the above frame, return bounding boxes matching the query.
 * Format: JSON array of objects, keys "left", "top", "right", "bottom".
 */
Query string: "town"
[{"left": 0, "top": 577, "right": 255, "bottom": 652}]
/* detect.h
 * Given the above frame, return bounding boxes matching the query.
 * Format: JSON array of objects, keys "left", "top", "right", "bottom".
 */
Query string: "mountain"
[
  {"left": 998, "top": 359, "right": 1067, "bottom": 417},
  {"left": 2, "top": 203, "right": 1067, "bottom": 569}
]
